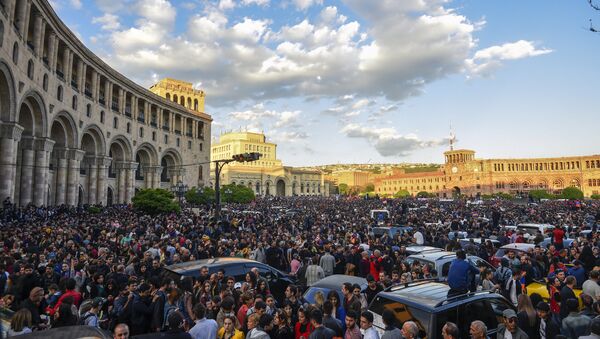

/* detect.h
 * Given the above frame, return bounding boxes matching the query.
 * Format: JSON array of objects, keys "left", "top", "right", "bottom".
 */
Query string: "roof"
[
  {"left": 381, "top": 281, "right": 451, "bottom": 309},
  {"left": 16, "top": 326, "right": 111, "bottom": 339},
  {"left": 408, "top": 251, "right": 457, "bottom": 261},
  {"left": 310, "top": 275, "right": 367, "bottom": 290},
  {"left": 499, "top": 243, "right": 535, "bottom": 251},
  {"left": 165, "top": 257, "right": 258, "bottom": 274},
  {"left": 405, "top": 246, "right": 443, "bottom": 254}
]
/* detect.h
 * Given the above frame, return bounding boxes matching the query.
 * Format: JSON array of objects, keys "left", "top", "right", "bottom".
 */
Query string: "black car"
[
  {"left": 302, "top": 274, "right": 367, "bottom": 304},
  {"left": 15, "top": 326, "right": 112, "bottom": 339},
  {"left": 163, "top": 257, "right": 295, "bottom": 302},
  {"left": 368, "top": 281, "right": 515, "bottom": 339}
]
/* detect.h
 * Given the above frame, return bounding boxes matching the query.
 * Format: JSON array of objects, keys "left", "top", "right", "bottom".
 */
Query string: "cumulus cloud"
[
  {"left": 340, "top": 123, "right": 447, "bottom": 157},
  {"left": 70, "top": 0, "right": 82, "bottom": 9},
  {"left": 293, "top": 0, "right": 323, "bottom": 11},
  {"left": 466, "top": 40, "right": 552, "bottom": 77},
  {"left": 92, "top": 13, "right": 121, "bottom": 31}
]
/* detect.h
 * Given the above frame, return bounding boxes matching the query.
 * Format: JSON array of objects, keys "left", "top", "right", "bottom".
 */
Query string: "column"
[
  {"left": 93, "top": 72, "right": 100, "bottom": 101},
  {"left": 118, "top": 88, "right": 124, "bottom": 113},
  {"left": 170, "top": 113, "right": 175, "bottom": 132},
  {"left": 96, "top": 156, "right": 111, "bottom": 205},
  {"left": 78, "top": 61, "right": 86, "bottom": 92},
  {"left": 65, "top": 149, "right": 84, "bottom": 206},
  {"left": 0, "top": 123, "right": 24, "bottom": 202},
  {"left": 125, "top": 162, "right": 137, "bottom": 203},
  {"left": 152, "top": 166, "right": 162, "bottom": 188},
  {"left": 47, "top": 33, "right": 56, "bottom": 69},
  {"left": 115, "top": 162, "right": 125, "bottom": 203},
  {"left": 33, "top": 138, "right": 54, "bottom": 206},
  {"left": 32, "top": 14, "right": 42, "bottom": 54},
  {"left": 67, "top": 51, "right": 74, "bottom": 84},
  {"left": 18, "top": 137, "right": 35, "bottom": 206},
  {"left": 54, "top": 149, "right": 68, "bottom": 205},
  {"left": 37, "top": 20, "right": 46, "bottom": 60},
  {"left": 104, "top": 80, "right": 111, "bottom": 105},
  {"left": 21, "top": 0, "right": 32, "bottom": 40},
  {"left": 6, "top": 0, "right": 16, "bottom": 23},
  {"left": 52, "top": 35, "right": 59, "bottom": 71},
  {"left": 61, "top": 48, "right": 70, "bottom": 79}
]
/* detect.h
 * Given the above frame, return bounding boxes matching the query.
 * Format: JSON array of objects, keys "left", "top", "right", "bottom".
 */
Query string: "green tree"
[
  {"left": 591, "top": 194, "right": 600, "bottom": 200},
  {"left": 493, "top": 192, "right": 514, "bottom": 200},
  {"left": 221, "top": 184, "right": 255, "bottom": 203},
  {"left": 185, "top": 186, "right": 215, "bottom": 205},
  {"left": 529, "top": 189, "right": 553, "bottom": 200},
  {"left": 416, "top": 191, "right": 432, "bottom": 198},
  {"left": 560, "top": 187, "right": 584, "bottom": 200},
  {"left": 348, "top": 186, "right": 362, "bottom": 196},
  {"left": 394, "top": 189, "right": 411, "bottom": 198},
  {"left": 363, "top": 183, "right": 375, "bottom": 193},
  {"left": 132, "top": 189, "right": 180, "bottom": 215},
  {"left": 338, "top": 183, "right": 349, "bottom": 195}
]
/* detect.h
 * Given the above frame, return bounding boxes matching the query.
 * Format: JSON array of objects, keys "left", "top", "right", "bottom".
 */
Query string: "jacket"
[
  {"left": 535, "top": 316, "right": 560, "bottom": 339},
  {"left": 447, "top": 258, "right": 479, "bottom": 290},
  {"left": 561, "top": 312, "right": 592, "bottom": 338},
  {"left": 247, "top": 327, "right": 270, "bottom": 339},
  {"left": 496, "top": 324, "right": 529, "bottom": 339}
]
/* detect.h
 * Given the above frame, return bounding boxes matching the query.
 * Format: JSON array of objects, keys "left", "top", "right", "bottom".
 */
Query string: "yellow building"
[
  {"left": 210, "top": 132, "right": 329, "bottom": 196},
  {"left": 375, "top": 148, "right": 600, "bottom": 198},
  {"left": 327, "top": 170, "right": 371, "bottom": 187},
  {"left": 149, "top": 78, "right": 206, "bottom": 114}
]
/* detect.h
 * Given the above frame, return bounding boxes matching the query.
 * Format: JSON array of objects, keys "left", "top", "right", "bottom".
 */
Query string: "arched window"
[
  {"left": 27, "top": 59, "right": 34, "bottom": 79},
  {"left": 12, "top": 42, "right": 18, "bottom": 63},
  {"left": 100, "top": 111, "right": 105, "bottom": 123},
  {"left": 166, "top": 93, "right": 170, "bottom": 100},
  {"left": 194, "top": 99, "right": 198, "bottom": 111},
  {"left": 139, "top": 127, "right": 144, "bottom": 137},
  {"left": 57, "top": 85, "right": 63, "bottom": 101},
  {"left": 113, "top": 117, "right": 118, "bottom": 129},
  {"left": 126, "top": 122, "right": 131, "bottom": 134},
  {"left": 86, "top": 104, "right": 92, "bottom": 117},
  {"left": 72, "top": 95, "right": 78, "bottom": 110},
  {"left": 43, "top": 74, "right": 48, "bottom": 91},
  {"left": 0, "top": 21, "right": 4, "bottom": 47}
]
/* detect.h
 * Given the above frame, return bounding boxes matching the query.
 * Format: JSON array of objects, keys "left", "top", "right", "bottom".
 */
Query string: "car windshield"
[
  {"left": 303, "top": 287, "right": 339, "bottom": 304},
  {"left": 370, "top": 296, "right": 431, "bottom": 338}
]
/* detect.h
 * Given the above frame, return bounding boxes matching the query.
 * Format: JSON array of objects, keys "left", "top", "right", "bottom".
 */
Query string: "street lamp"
[
  {"left": 171, "top": 180, "right": 188, "bottom": 204},
  {"left": 214, "top": 152, "right": 261, "bottom": 219}
]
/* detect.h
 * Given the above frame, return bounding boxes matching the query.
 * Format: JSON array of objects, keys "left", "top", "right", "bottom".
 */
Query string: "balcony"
[
  {"left": 26, "top": 41, "right": 34, "bottom": 52},
  {"left": 162, "top": 125, "right": 170, "bottom": 131},
  {"left": 42, "top": 57, "right": 49, "bottom": 66},
  {"left": 56, "top": 69, "right": 64, "bottom": 80},
  {"left": 186, "top": 132, "right": 193, "bottom": 137},
  {"left": 71, "top": 80, "right": 78, "bottom": 90},
  {"left": 175, "top": 129, "right": 181, "bottom": 135},
  {"left": 111, "top": 101, "right": 119, "bottom": 112},
  {"left": 150, "top": 121, "right": 157, "bottom": 128},
  {"left": 84, "top": 87, "right": 93, "bottom": 99},
  {"left": 137, "top": 117, "right": 145, "bottom": 123},
  {"left": 124, "top": 106, "right": 132, "bottom": 118},
  {"left": 99, "top": 97, "right": 105, "bottom": 106}
]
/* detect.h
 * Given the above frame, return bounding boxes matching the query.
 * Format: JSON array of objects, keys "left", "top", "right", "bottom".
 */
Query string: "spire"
[{"left": 449, "top": 123, "right": 456, "bottom": 151}]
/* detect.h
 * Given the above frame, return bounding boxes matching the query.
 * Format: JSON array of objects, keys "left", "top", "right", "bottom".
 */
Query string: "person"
[
  {"left": 552, "top": 226, "right": 565, "bottom": 250},
  {"left": 506, "top": 268, "right": 523, "bottom": 306},
  {"left": 517, "top": 294, "right": 537, "bottom": 339},
  {"left": 319, "top": 250, "right": 336, "bottom": 277},
  {"left": 80, "top": 298, "right": 102, "bottom": 327},
  {"left": 52, "top": 302, "right": 78, "bottom": 328},
  {"left": 360, "top": 311, "right": 379, "bottom": 339},
  {"left": 579, "top": 318, "right": 600, "bottom": 339},
  {"left": 560, "top": 276, "right": 578, "bottom": 320},
  {"left": 217, "top": 315, "right": 244, "bottom": 339},
  {"left": 247, "top": 313, "right": 272, "bottom": 339},
  {"left": 535, "top": 301, "right": 559, "bottom": 339},
  {"left": 342, "top": 283, "right": 361, "bottom": 315},
  {"left": 19, "top": 286, "right": 46, "bottom": 328},
  {"left": 295, "top": 307, "right": 314, "bottom": 339},
  {"left": 469, "top": 320, "right": 487, "bottom": 339},
  {"left": 441, "top": 322, "right": 459, "bottom": 339},
  {"left": 381, "top": 309, "right": 401, "bottom": 339},
  {"left": 583, "top": 270, "right": 600, "bottom": 302},
  {"left": 447, "top": 250, "right": 479, "bottom": 297},
  {"left": 322, "top": 301, "right": 343, "bottom": 337},
  {"left": 272, "top": 309, "right": 293, "bottom": 339},
  {"left": 189, "top": 303, "right": 218, "bottom": 339},
  {"left": 8, "top": 309, "right": 33, "bottom": 337},
  {"left": 561, "top": 298, "right": 592, "bottom": 338},
  {"left": 497, "top": 309, "right": 529, "bottom": 339},
  {"left": 308, "top": 309, "right": 335, "bottom": 339},
  {"left": 216, "top": 296, "right": 241, "bottom": 329},
  {"left": 400, "top": 321, "right": 418, "bottom": 339},
  {"left": 114, "top": 323, "right": 130, "bottom": 339},
  {"left": 344, "top": 310, "right": 361, "bottom": 339},
  {"left": 568, "top": 261, "right": 586, "bottom": 289},
  {"left": 365, "top": 275, "right": 383, "bottom": 305},
  {"left": 306, "top": 257, "right": 325, "bottom": 287},
  {"left": 130, "top": 283, "right": 155, "bottom": 335}
]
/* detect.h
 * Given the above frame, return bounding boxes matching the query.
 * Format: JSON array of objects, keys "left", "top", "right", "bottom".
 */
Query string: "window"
[
  {"left": 72, "top": 95, "right": 77, "bottom": 110},
  {"left": 188, "top": 140, "right": 191, "bottom": 149},
  {"left": 152, "top": 131, "right": 156, "bottom": 141},
  {"left": 139, "top": 127, "right": 144, "bottom": 137},
  {"left": 27, "top": 59, "right": 34, "bottom": 79},
  {"left": 86, "top": 104, "right": 91, "bottom": 117},
  {"left": 369, "top": 296, "right": 429, "bottom": 339},
  {"left": 164, "top": 135, "right": 168, "bottom": 144},
  {"left": 176, "top": 138, "right": 180, "bottom": 147},
  {"left": 12, "top": 42, "right": 18, "bottom": 63},
  {"left": 57, "top": 85, "right": 63, "bottom": 101},
  {"left": 199, "top": 143, "right": 203, "bottom": 151},
  {"left": 100, "top": 111, "right": 105, "bottom": 123},
  {"left": 43, "top": 74, "right": 48, "bottom": 91},
  {"left": 113, "top": 117, "right": 118, "bottom": 129},
  {"left": 126, "top": 122, "right": 131, "bottom": 134}
]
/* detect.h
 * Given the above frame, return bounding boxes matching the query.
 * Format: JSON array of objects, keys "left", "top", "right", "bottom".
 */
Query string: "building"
[
  {"left": 326, "top": 170, "right": 371, "bottom": 187},
  {"left": 375, "top": 148, "right": 600, "bottom": 198},
  {"left": 0, "top": 0, "right": 211, "bottom": 206},
  {"left": 210, "top": 131, "right": 328, "bottom": 196},
  {"left": 149, "top": 78, "right": 205, "bottom": 113}
]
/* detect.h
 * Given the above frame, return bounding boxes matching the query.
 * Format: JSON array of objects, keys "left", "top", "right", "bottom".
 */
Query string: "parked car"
[
  {"left": 491, "top": 243, "right": 536, "bottom": 267},
  {"left": 516, "top": 223, "right": 555, "bottom": 236},
  {"left": 368, "top": 281, "right": 516, "bottom": 338},
  {"left": 405, "top": 251, "right": 494, "bottom": 280},
  {"left": 404, "top": 246, "right": 444, "bottom": 255},
  {"left": 371, "top": 226, "right": 413, "bottom": 239},
  {"left": 163, "top": 257, "right": 295, "bottom": 302},
  {"left": 302, "top": 275, "right": 367, "bottom": 304},
  {"left": 15, "top": 326, "right": 112, "bottom": 339}
]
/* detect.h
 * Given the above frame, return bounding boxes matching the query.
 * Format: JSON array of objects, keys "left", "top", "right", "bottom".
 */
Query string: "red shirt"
[
  {"left": 553, "top": 229, "right": 565, "bottom": 244},
  {"left": 49, "top": 289, "right": 82, "bottom": 315}
]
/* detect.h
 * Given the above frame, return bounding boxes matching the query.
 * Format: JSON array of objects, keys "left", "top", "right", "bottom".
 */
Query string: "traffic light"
[
  {"left": 248, "top": 152, "right": 261, "bottom": 161},
  {"left": 231, "top": 152, "right": 261, "bottom": 162}
]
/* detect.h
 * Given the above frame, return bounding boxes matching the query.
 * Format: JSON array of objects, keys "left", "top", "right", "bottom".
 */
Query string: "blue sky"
[{"left": 51, "top": 0, "right": 600, "bottom": 166}]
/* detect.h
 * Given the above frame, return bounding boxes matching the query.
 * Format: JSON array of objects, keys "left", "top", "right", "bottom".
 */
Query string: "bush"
[
  {"left": 591, "top": 194, "right": 600, "bottom": 200},
  {"left": 416, "top": 191, "right": 433, "bottom": 198},
  {"left": 185, "top": 187, "right": 215, "bottom": 205},
  {"left": 87, "top": 206, "right": 101, "bottom": 214},
  {"left": 529, "top": 189, "right": 553, "bottom": 200},
  {"left": 560, "top": 187, "right": 584, "bottom": 200},
  {"left": 132, "top": 189, "right": 180, "bottom": 215},
  {"left": 338, "top": 183, "right": 349, "bottom": 195},
  {"left": 394, "top": 190, "right": 411, "bottom": 199},
  {"left": 363, "top": 183, "right": 375, "bottom": 193},
  {"left": 493, "top": 192, "right": 514, "bottom": 200},
  {"left": 221, "top": 184, "right": 255, "bottom": 203}
]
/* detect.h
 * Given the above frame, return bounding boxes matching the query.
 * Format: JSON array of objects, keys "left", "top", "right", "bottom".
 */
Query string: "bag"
[
  {"left": 162, "top": 303, "right": 178, "bottom": 330},
  {"left": 78, "top": 312, "right": 95, "bottom": 326}
]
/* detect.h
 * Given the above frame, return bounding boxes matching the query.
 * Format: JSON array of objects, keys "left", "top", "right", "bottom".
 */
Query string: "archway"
[
  {"left": 265, "top": 182, "right": 271, "bottom": 196},
  {"left": 80, "top": 125, "right": 105, "bottom": 204},
  {"left": 78, "top": 186, "right": 84, "bottom": 206},
  {"left": 452, "top": 186, "right": 461, "bottom": 197},
  {"left": 160, "top": 149, "right": 182, "bottom": 186},
  {"left": 135, "top": 143, "right": 158, "bottom": 188},
  {"left": 107, "top": 186, "right": 114, "bottom": 206},
  {"left": 276, "top": 179, "right": 285, "bottom": 196},
  {"left": 109, "top": 136, "right": 133, "bottom": 203}
]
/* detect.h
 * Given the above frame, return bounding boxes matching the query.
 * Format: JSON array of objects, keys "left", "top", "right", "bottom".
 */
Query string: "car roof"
[
  {"left": 309, "top": 275, "right": 367, "bottom": 289},
  {"left": 165, "top": 257, "right": 259, "bottom": 274},
  {"left": 408, "top": 251, "right": 457, "bottom": 261},
  {"left": 499, "top": 243, "right": 535, "bottom": 251},
  {"left": 517, "top": 223, "right": 554, "bottom": 228},
  {"left": 15, "top": 326, "right": 112, "bottom": 339},
  {"left": 460, "top": 238, "right": 499, "bottom": 244},
  {"left": 405, "top": 246, "right": 443, "bottom": 253}
]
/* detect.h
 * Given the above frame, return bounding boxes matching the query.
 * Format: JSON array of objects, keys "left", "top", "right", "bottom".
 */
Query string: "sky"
[{"left": 50, "top": 0, "right": 600, "bottom": 166}]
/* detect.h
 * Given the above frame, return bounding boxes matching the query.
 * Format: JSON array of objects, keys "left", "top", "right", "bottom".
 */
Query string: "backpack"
[
  {"left": 78, "top": 312, "right": 96, "bottom": 326},
  {"left": 162, "top": 303, "right": 178, "bottom": 330}
]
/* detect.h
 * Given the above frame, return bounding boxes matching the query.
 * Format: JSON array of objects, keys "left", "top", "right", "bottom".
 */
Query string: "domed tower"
[{"left": 442, "top": 129, "right": 483, "bottom": 197}]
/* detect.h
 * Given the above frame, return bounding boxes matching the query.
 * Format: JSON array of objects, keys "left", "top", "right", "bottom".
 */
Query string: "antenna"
[{"left": 449, "top": 123, "right": 456, "bottom": 151}]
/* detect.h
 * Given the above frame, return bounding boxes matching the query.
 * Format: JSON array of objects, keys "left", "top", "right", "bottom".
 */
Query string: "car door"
[{"left": 457, "top": 299, "right": 498, "bottom": 339}]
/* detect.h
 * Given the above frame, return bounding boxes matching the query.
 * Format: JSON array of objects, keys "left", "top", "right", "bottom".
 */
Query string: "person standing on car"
[
  {"left": 306, "top": 256, "right": 325, "bottom": 287},
  {"left": 496, "top": 309, "right": 529, "bottom": 339},
  {"left": 447, "top": 250, "right": 479, "bottom": 297}
]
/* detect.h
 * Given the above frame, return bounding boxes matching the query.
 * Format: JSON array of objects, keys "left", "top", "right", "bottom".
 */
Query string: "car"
[
  {"left": 371, "top": 226, "right": 413, "bottom": 239},
  {"left": 163, "top": 257, "right": 295, "bottom": 302},
  {"left": 302, "top": 275, "right": 367, "bottom": 305},
  {"left": 491, "top": 243, "right": 537, "bottom": 267},
  {"left": 405, "top": 251, "right": 494, "bottom": 280},
  {"left": 526, "top": 279, "right": 584, "bottom": 309},
  {"left": 404, "top": 246, "right": 444, "bottom": 255},
  {"left": 539, "top": 237, "right": 575, "bottom": 249},
  {"left": 516, "top": 223, "right": 555, "bottom": 236},
  {"left": 368, "top": 281, "right": 516, "bottom": 338},
  {"left": 459, "top": 238, "right": 500, "bottom": 249},
  {"left": 15, "top": 326, "right": 112, "bottom": 339}
]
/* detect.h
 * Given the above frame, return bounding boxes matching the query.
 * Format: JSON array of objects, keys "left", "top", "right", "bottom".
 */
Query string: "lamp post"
[
  {"left": 171, "top": 180, "right": 188, "bottom": 204},
  {"left": 214, "top": 152, "right": 261, "bottom": 220}
]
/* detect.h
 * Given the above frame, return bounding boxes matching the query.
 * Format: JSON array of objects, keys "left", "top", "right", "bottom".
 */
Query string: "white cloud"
[
  {"left": 340, "top": 123, "right": 447, "bottom": 157},
  {"left": 466, "top": 40, "right": 552, "bottom": 77},
  {"left": 293, "top": 0, "right": 323, "bottom": 11},
  {"left": 274, "top": 110, "right": 301, "bottom": 128},
  {"left": 92, "top": 13, "right": 121, "bottom": 31},
  {"left": 70, "top": 0, "right": 82, "bottom": 9},
  {"left": 219, "top": 0, "right": 236, "bottom": 10},
  {"left": 241, "top": 0, "right": 269, "bottom": 6},
  {"left": 351, "top": 98, "right": 372, "bottom": 110},
  {"left": 136, "top": 0, "right": 176, "bottom": 28}
]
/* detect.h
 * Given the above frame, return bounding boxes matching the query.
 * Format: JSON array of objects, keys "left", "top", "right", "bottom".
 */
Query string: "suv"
[
  {"left": 368, "top": 281, "right": 516, "bottom": 339},
  {"left": 405, "top": 251, "right": 494, "bottom": 280},
  {"left": 163, "top": 258, "right": 295, "bottom": 302}
]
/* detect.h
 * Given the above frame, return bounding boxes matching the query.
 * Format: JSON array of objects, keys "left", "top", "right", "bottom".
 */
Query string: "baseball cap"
[
  {"left": 503, "top": 309, "right": 517, "bottom": 319},
  {"left": 234, "top": 282, "right": 242, "bottom": 289}
]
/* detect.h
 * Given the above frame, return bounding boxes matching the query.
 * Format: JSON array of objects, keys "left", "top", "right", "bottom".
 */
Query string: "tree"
[
  {"left": 416, "top": 191, "right": 432, "bottom": 198},
  {"left": 185, "top": 186, "right": 215, "bottom": 205},
  {"left": 394, "top": 189, "right": 411, "bottom": 199},
  {"left": 591, "top": 194, "right": 600, "bottom": 200},
  {"left": 132, "top": 189, "right": 180, "bottom": 215},
  {"left": 338, "top": 183, "right": 349, "bottom": 195},
  {"left": 363, "top": 183, "right": 375, "bottom": 193},
  {"left": 529, "top": 189, "right": 553, "bottom": 200},
  {"left": 560, "top": 187, "right": 584, "bottom": 200},
  {"left": 221, "top": 184, "right": 255, "bottom": 203}
]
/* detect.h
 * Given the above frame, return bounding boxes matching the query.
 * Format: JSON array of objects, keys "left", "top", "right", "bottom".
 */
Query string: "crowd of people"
[{"left": 0, "top": 196, "right": 599, "bottom": 338}]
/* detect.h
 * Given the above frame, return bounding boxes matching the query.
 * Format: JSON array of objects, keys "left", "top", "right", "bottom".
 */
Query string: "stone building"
[
  {"left": 0, "top": 0, "right": 211, "bottom": 206},
  {"left": 210, "top": 131, "right": 328, "bottom": 196},
  {"left": 375, "top": 148, "right": 600, "bottom": 198}
]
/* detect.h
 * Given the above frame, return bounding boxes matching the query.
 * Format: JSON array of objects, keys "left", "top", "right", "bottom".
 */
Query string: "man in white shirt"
[
  {"left": 360, "top": 311, "right": 380, "bottom": 339},
  {"left": 583, "top": 270, "right": 600, "bottom": 301},
  {"left": 413, "top": 230, "right": 424, "bottom": 245},
  {"left": 188, "top": 303, "right": 218, "bottom": 339}
]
